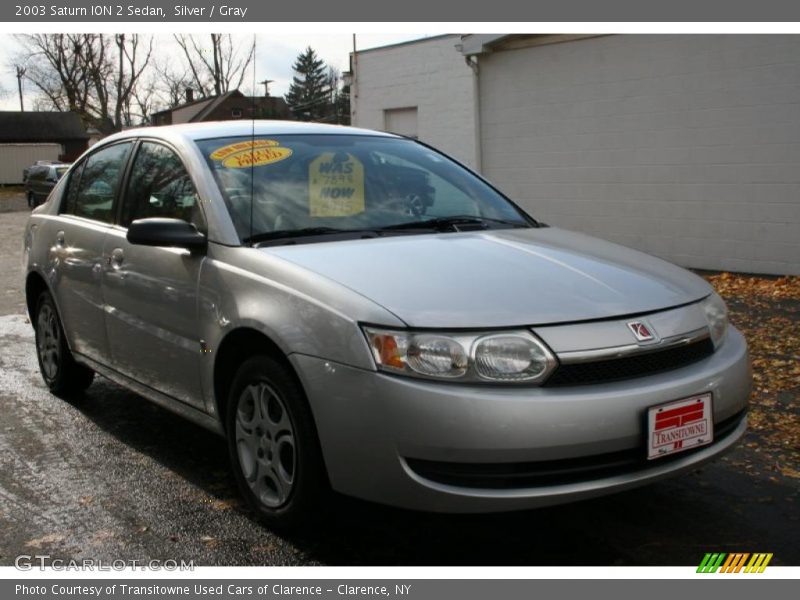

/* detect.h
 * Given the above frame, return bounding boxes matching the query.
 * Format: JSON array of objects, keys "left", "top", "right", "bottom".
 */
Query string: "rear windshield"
[{"left": 194, "top": 134, "right": 530, "bottom": 242}]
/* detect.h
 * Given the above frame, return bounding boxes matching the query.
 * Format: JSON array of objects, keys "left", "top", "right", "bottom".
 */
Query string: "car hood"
[{"left": 263, "top": 227, "right": 713, "bottom": 328}]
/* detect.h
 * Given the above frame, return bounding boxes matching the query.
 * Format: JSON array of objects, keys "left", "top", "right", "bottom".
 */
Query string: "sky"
[{"left": 0, "top": 33, "right": 433, "bottom": 111}]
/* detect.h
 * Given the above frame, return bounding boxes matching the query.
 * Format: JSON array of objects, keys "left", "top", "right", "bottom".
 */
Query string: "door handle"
[{"left": 109, "top": 248, "right": 125, "bottom": 268}]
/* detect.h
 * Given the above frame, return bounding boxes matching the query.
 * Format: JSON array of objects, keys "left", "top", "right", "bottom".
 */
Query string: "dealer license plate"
[{"left": 647, "top": 393, "right": 713, "bottom": 460}]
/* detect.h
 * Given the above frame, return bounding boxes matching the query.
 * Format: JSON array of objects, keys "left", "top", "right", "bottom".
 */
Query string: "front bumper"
[{"left": 291, "top": 327, "right": 751, "bottom": 512}]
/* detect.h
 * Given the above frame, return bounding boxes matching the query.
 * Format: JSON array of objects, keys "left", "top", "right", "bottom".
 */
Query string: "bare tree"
[
  {"left": 326, "top": 66, "right": 350, "bottom": 125},
  {"left": 114, "top": 34, "right": 154, "bottom": 127},
  {"left": 16, "top": 34, "right": 93, "bottom": 114},
  {"left": 15, "top": 33, "right": 153, "bottom": 130},
  {"left": 152, "top": 58, "right": 195, "bottom": 108},
  {"left": 15, "top": 65, "right": 26, "bottom": 110},
  {"left": 327, "top": 66, "right": 340, "bottom": 105},
  {"left": 130, "top": 69, "right": 160, "bottom": 125},
  {"left": 173, "top": 34, "right": 255, "bottom": 98}
]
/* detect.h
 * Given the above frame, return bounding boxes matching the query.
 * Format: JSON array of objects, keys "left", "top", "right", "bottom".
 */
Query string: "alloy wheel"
[
  {"left": 235, "top": 382, "right": 296, "bottom": 508},
  {"left": 36, "top": 303, "right": 61, "bottom": 380}
]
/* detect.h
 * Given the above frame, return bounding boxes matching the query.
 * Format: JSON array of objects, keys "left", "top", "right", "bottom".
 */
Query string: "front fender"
[{"left": 196, "top": 244, "right": 405, "bottom": 413}]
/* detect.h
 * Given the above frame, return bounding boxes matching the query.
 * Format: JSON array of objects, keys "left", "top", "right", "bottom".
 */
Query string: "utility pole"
[
  {"left": 15, "top": 65, "right": 26, "bottom": 111},
  {"left": 350, "top": 34, "right": 357, "bottom": 124},
  {"left": 259, "top": 79, "right": 274, "bottom": 97}
]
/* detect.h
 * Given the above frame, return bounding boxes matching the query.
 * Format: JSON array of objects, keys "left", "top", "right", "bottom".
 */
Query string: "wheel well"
[
  {"left": 25, "top": 272, "right": 48, "bottom": 321},
  {"left": 213, "top": 328, "right": 295, "bottom": 431}
]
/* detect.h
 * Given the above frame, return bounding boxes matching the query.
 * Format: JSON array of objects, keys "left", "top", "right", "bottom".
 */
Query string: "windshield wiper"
[
  {"left": 246, "top": 215, "right": 532, "bottom": 246},
  {"left": 379, "top": 215, "right": 531, "bottom": 232},
  {"left": 246, "top": 227, "right": 346, "bottom": 245}
]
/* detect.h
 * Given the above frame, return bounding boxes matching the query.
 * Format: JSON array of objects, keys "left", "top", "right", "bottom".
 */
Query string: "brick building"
[{"left": 151, "top": 89, "right": 292, "bottom": 126}]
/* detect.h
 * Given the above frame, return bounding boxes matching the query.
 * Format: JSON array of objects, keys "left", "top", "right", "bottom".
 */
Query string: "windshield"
[{"left": 195, "top": 134, "right": 534, "bottom": 244}]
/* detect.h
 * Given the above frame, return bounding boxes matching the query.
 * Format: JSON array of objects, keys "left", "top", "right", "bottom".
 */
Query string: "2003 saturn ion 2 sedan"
[{"left": 23, "top": 121, "right": 751, "bottom": 528}]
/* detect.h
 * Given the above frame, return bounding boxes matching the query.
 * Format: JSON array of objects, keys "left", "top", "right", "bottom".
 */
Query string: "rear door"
[
  {"left": 101, "top": 140, "right": 207, "bottom": 408},
  {"left": 49, "top": 142, "right": 133, "bottom": 364}
]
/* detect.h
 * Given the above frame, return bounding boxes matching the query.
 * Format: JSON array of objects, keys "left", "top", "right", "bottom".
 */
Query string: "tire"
[
  {"left": 34, "top": 291, "right": 94, "bottom": 397},
  {"left": 226, "top": 355, "right": 328, "bottom": 530}
]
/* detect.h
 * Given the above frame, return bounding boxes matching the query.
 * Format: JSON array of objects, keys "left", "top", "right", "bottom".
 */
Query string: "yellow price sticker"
[
  {"left": 308, "top": 153, "right": 365, "bottom": 217},
  {"left": 210, "top": 139, "right": 292, "bottom": 168},
  {"left": 210, "top": 139, "right": 279, "bottom": 160}
]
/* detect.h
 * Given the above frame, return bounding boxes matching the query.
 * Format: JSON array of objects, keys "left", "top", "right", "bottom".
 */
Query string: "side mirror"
[{"left": 127, "top": 218, "right": 207, "bottom": 253}]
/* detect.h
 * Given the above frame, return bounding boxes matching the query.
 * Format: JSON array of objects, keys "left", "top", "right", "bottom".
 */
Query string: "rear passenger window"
[
  {"left": 63, "top": 142, "right": 132, "bottom": 223},
  {"left": 121, "top": 142, "right": 202, "bottom": 229}
]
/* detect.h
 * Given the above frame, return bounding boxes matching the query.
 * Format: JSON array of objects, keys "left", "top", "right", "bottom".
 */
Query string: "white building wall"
[
  {"left": 479, "top": 35, "right": 800, "bottom": 275},
  {"left": 352, "top": 35, "right": 480, "bottom": 168}
]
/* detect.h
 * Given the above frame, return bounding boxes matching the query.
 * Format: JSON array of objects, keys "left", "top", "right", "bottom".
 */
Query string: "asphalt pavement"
[{"left": 0, "top": 203, "right": 797, "bottom": 566}]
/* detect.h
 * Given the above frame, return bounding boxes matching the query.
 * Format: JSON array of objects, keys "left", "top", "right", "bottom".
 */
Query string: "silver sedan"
[{"left": 22, "top": 121, "right": 750, "bottom": 528}]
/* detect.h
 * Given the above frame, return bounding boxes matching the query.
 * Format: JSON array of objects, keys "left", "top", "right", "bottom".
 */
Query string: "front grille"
[
  {"left": 545, "top": 337, "right": 715, "bottom": 386},
  {"left": 405, "top": 410, "right": 745, "bottom": 489}
]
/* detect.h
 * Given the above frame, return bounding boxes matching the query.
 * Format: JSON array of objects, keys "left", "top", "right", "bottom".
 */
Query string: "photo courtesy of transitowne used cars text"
[{"left": 22, "top": 121, "right": 751, "bottom": 528}]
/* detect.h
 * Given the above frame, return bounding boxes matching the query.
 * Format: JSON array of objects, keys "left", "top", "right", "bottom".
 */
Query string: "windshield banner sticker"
[
  {"left": 308, "top": 152, "right": 365, "bottom": 217},
  {"left": 210, "top": 140, "right": 293, "bottom": 168}
]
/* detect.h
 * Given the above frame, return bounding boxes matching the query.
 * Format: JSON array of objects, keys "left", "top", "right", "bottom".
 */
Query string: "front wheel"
[
  {"left": 226, "top": 355, "right": 328, "bottom": 530},
  {"left": 34, "top": 291, "right": 94, "bottom": 397}
]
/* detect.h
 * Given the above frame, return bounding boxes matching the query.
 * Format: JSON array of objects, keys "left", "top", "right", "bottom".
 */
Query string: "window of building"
[{"left": 384, "top": 107, "right": 418, "bottom": 139}]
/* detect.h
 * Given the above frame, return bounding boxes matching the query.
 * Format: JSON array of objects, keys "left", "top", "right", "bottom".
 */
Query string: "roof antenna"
[{"left": 249, "top": 33, "right": 256, "bottom": 245}]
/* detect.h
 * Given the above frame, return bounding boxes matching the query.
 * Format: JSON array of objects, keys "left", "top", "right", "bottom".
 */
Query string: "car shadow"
[{"left": 71, "top": 377, "right": 787, "bottom": 566}]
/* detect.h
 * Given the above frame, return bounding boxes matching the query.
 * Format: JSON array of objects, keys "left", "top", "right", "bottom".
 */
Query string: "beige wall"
[
  {"left": 352, "top": 35, "right": 480, "bottom": 169},
  {"left": 0, "top": 144, "right": 61, "bottom": 185},
  {"left": 479, "top": 35, "right": 800, "bottom": 275}
]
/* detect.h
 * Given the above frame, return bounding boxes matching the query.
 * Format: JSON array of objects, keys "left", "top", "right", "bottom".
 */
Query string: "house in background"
[
  {"left": 351, "top": 34, "right": 800, "bottom": 276},
  {"left": 0, "top": 111, "right": 89, "bottom": 184},
  {"left": 151, "top": 89, "right": 292, "bottom": 126}
]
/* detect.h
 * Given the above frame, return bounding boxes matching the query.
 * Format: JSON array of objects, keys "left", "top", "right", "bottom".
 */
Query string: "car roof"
[
  {"left": 98, "top": 120, "right": 400, "bottom": 147},
  {"left": 29, "top": 161, "right": 68, "bottom": 167}
]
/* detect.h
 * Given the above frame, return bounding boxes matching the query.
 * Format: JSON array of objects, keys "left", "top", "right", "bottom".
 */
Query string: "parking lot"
[{"left": 0, "top": 195, "right": 797, "bottom": 566}]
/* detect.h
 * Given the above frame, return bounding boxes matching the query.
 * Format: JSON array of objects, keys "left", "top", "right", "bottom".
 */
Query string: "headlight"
[
  {"left": 362, "top": 327, "right": 556, "bottom": 383},
  {"left": 700, "top": 292, "right": 729, "bottom": 349},
  {"left": 473, "top": 334, "right": 552, "bottom": 382},
  {"left": 407, "top": 335, "right": 468, "bottom": 378}
]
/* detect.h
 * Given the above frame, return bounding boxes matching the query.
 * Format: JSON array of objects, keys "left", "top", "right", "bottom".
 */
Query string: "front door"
[{"left": 101, "top": 141, "right": 207, "bottom": 408}]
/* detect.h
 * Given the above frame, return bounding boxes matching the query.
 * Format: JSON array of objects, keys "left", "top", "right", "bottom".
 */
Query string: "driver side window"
[{"left": 121, "top": 141, "right": 204, "bottom": 230}]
